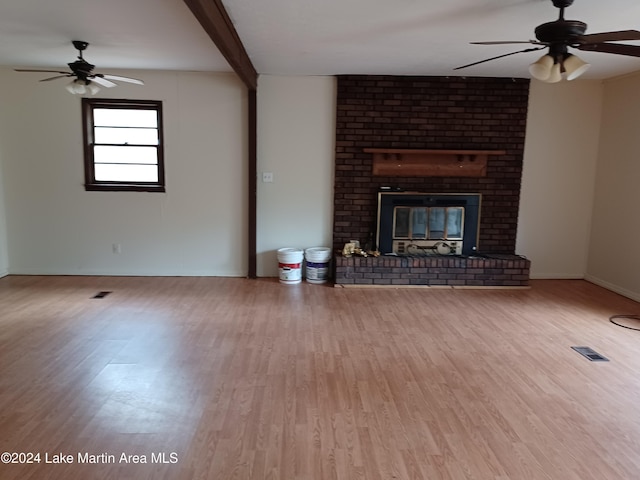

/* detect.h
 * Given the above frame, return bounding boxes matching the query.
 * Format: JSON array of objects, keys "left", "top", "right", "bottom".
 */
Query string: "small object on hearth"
[{"left": 342, "top": 242, "right": 357, "bottom": 257}]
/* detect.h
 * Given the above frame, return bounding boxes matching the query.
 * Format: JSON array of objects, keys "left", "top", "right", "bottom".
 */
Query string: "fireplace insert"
[{"left": 376, "top": 192, "right": 481, "bottom": 256}]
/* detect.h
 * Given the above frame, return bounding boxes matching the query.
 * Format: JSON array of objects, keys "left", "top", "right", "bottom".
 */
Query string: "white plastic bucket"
[
  {"left": 277, "top": 248, "right": 304, "bottom": 284},
  {"left": 304, "top": 247, "right": 332, "bottom": 284}
]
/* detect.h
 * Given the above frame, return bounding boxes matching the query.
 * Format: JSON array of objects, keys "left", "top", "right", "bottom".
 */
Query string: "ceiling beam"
[{"left": 183, "top": 0, "right": 258, "bottom": 90}]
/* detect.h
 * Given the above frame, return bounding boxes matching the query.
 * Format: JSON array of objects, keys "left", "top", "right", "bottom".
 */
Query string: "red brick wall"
[{"left": 333, "top": 75, "right": 530, "bottom": 254}]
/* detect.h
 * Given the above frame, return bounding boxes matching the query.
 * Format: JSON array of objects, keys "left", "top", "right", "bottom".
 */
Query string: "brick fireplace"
[{"left": 332, "top": 75, "right": 531, "bottom": 286}]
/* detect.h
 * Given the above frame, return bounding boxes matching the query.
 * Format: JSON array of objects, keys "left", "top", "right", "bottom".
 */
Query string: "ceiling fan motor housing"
[
  {"left": 535, "top": 20, "right": 587, "bottom": 44},
  {"left": 551, "top": 0, "right": 574, "bottom": 8},
  {"left": 67, "top": 60, "right": 95, "bottom": 81}
]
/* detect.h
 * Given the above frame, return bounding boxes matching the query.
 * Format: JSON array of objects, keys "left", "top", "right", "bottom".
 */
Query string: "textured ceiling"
[{"left": 1, "top": 0, "right": 640, "bottom": 80}]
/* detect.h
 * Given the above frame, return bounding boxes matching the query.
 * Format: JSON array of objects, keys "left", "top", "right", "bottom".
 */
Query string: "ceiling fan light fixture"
[
  {"left": 65, "top": 79, "right": 99, "bottom": 96},
  {"left": 544, "top": 62, "right": 563, "bottom": 83},
  {"left": 529, "top": 54, "right": 554, "bottom": 80},
  {"left": 563, "top": 53, "right": 591, "bottom": 80}
]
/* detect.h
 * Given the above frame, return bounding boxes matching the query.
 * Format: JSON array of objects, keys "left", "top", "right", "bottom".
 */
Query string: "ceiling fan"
[
  {"left": 455, "top": 0, "right": 640, "bottom": 82},
  {"left": 15, "top": 41, "right": 144, "bottom": 94}
]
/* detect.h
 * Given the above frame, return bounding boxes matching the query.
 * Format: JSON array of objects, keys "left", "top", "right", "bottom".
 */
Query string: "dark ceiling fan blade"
[
  {"left": 15, "top": 68, "right": 70, "bottom": 74},
  {"left": 89, "top": 76, "right": 117, "bottom": 88},
  {"left": 40, "top": 75, "right": 73, "bottom": 82},
  {"left": 577, "top": 42, "right": 640, "bottom": 58},
  {"left": 579, "top": 30, "right": 640, "bottom": 44},
  {"left": 471, "top": 40, "right": 542, "bottom": 45},
  {"left": 454, "top": 46, "right": 546, "bottom": 70},
  {"left": 101, "top": 74, "right": 144, "bottom": 85}
]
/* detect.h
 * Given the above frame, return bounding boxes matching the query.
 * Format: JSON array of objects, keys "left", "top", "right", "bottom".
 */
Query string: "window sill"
[{"left": 84, "top": 183, "right": 166, "bottom": 193}]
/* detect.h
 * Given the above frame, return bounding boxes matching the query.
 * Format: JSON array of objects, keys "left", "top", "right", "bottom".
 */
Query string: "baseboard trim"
[
  {"left": 584, "top": 274, "right": 640, "bottom": 303},
  {"left": 5, "top": 269, "right": 246, "bottom": 277},
  {"left": 528, "top": 273, "right": 585, "bottom": 280}
]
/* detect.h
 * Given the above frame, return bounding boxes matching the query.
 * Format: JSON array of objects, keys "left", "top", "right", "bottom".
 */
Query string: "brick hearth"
[{"left": 335, "top": 254, "right": 530, "bottom": 287}]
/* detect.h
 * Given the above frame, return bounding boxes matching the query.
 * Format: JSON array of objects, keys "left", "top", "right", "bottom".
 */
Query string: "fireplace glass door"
[
  {"left": 394, "top": 206, "right": 463, "bottom": 240},
  {"left": 377, "top": 192, "right": 481, "bottom": 256}
]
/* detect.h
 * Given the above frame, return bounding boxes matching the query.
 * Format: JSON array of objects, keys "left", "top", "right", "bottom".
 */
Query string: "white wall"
[
  {"left": 256, "top": 75, "right": 336, "bottom": 276},
  {"left": 517, "top": 79, "right": 602, "bottom": 279},
  {"left": 0, "top": 140, "right": 8, "bottom": 277},
  {"left": 586, "top": 72, "right": 640, "bottom": 301},
  {"left": 0, "top": 68, "right": 247, "bottom": 276}
]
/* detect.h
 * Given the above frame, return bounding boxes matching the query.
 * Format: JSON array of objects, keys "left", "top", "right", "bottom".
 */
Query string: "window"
[{"left": 82, "top": 98, "right": 165, "bottom": 192}]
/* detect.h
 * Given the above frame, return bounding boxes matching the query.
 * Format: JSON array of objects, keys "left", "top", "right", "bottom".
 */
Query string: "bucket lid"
[
  {"left": 278, "top": 247, "right": 303, "bottom": 254},
  {"left": 277, "top": 248, "right": 304, "bottom": 261},
  {"left": 305, "top": 247, "right": 331, "bottom": 254},
  {"left": 305, "top": 247, "right": 332, "bottom": 261}
]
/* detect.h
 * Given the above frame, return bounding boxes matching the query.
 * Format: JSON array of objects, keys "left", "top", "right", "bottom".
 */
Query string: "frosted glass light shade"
[
  {"left": 66, "top": 80, "right": 84, "bottom": 94},
  {"left": 65, "top": 79, "right": 100, "bottom": 95},
  {"left": 564, "top": 54, "right": 591, "bottom": 80},
  {"left": 87, "top": 82, "right": 100, "bottom": 95},
  {"left": 529, "top": 55, "right": 554, "bottom": 80},
  {"left": 544, "top": 63, "right": 563, "bottom": 83}
]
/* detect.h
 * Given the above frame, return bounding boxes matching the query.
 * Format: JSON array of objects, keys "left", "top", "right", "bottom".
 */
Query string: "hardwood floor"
[{"left": 1, "top": 276, "right": 640, "bottom": 479}]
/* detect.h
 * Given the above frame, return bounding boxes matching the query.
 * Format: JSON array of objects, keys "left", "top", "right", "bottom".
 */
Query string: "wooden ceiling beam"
[{"left": 183, "top": 0, "right": 258, "bottom": 90}]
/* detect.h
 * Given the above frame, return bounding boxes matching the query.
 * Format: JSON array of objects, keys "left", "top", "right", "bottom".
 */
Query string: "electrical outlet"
[
  {"left": 112, "top": 243, "right": 122, "bottom": 254},
  {"left": 262, "top": 172, "right": 274, "bottom": 183}
]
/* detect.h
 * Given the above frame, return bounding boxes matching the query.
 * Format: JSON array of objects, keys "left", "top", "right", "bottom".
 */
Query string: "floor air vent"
[
  {"left": 571, "top": 346, "right": 609, "bottom": 362},
  {"left": 92, "top": 291, "right": 112, "bottom": 299}
]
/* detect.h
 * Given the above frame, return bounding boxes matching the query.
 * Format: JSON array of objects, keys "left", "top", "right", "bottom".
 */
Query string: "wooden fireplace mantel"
[{"left": 365, "top": 148, "right": 506, "bottom": 177}]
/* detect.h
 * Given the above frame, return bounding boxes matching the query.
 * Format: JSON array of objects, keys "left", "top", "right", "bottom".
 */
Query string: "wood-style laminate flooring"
[{"left": 1, "top": 276, "right": 640, "bottom": 479}]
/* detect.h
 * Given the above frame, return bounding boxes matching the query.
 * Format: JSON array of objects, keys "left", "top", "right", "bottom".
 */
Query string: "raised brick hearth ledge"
[{"left": 334, "top": 254, "right": 530, "bottom": 287}]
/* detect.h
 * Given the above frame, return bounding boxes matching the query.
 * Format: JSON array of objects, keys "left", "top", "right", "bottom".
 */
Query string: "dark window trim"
[{"left": 82, "top": 98, "right": 165, "bottom": 192}]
